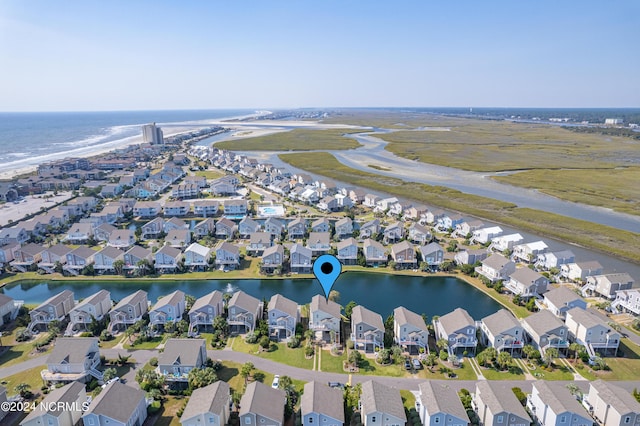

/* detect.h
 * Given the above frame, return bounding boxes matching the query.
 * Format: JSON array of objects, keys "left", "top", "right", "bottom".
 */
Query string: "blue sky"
[{"left": 1, "top": 1, "right": 638, "bottom": 111}]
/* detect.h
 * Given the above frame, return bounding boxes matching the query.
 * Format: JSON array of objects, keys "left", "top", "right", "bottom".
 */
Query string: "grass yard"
[
  {"left": 0, "top": 365, "right": 46, "bottom": 398},
  {"left": 153, "top": 395, "right": 186, "bottom": 426},
  {"left": 0, "top": 329, "right": 52, "bottom": 367},
  {"left": 592, "top": 340, "right": 640, "bottom": 381},
  {"left": 400, "top": 389, "right": 416, "bottom": 411},
  {"left": 98, "top": 333, "right": 125, "bottom": 349},
  {"left": 194, "top": 169, "right": 225, "bottom": 179},
  {"left": 480, "top": 364, "right": 526, "bottom": 380},
  {"left": 123, "top": 335, "right": 166, "bottom": 350},
  {"left": 493, "top": 167, "right": 640, "bottom": 216},
  {"left": 528, "top": 363, "right": 574, "bottom": 381},
  {"left": 279, "top": 152, "right": 640, "bottom": 263},
  {"left": 319, "top": 349, "right": 348, "bottom": 373},
  {"left": 215, "top": 128, "right": 364, "bottom": 151}
]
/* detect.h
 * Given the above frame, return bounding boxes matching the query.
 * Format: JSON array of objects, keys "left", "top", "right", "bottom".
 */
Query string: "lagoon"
[{"left": 1, "top": 272, "right": 502, "bottom": 320}]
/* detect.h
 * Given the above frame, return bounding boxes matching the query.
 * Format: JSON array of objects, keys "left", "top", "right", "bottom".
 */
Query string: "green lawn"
[
  {"left": 528, "top": 363, "right": 574, "bottom": 381},
  {"left": 123, "top": 335, "right": 166, "bottom": 350},
  {"left": 400, "top": 389, "right": 416, "bottom": 411},
  {"left": 592, "top": 340, "right": 640, "bottom": 381},
  {"left": 194, "top": 169, "right": 225, "bottom": 179},
  {"left": 480, "top": 364, "right": 526, "bottom": 381},
  {"left": 319, "top": 349, "right": 348, "bottom": 373},
  {"left": 0, "top": 328, "right": 53, "bottom": 367},
  {"left": 0, "top": 365, "right": 46, "bottom": 399},
  {"left": 215, "top": 128, "right": 364, "bottom": 151},
  {"left": 153, "top": 395, "right": 186, "bottom": 426},
  {"left": 232, "top": 340, "right": 314, "bottom": 370},
  {"left": 98, "top": 333, "right": 125, "bottom": 349}
]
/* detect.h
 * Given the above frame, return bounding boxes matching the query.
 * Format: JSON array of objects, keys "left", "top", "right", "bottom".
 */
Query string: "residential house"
[
  {"left": 0, "top": 226, "right": 29, "bottom": 245},
  {"left": 192, "top": 199, "right": 220, "bottom": 217},
  {"left": 64, "top": 223, "right": 94, "bottom": 243},
  {"left": 248, "top": 232, "right": 273, "bottom": 255},
  {"left": 38, "top": 244, "right": 72, "bottom": 273},
  {"left": 513, "top": 240, "right": 548, "bottom": 262},
  {"left": 433, "top": 308, "right": 477, "bottom": 356},
  {"left": 300, "top": 381, "right": 345, "bottom": 426},
  {"left": 506, "top": 267, "right": 549, "bottom": 298},
  {"left": 150, "top": 290, "right": 186, "bottom": 332},
  {"left": 360, "top": 381, "right": 407, "bottom": 426},
  {"left": 188, "top": 290, "right": 224, "bottom": 335},
  {"left": 157, "top": 338, "right": 206, "bottom": 383},
  {"left": 94, "top": 223, "right": 117, "bottom": 242},
  {"left": 536, "top": 250, "right": 575, "bottom": 270},
  {"left": 310, "top": 217, "right": 331, "bottom": 233},
  {"left": 351, "top": 305, "right": 384, "bottom": 352},
  {"left": 166, "top": 228, "right": 191, "bottom": 248},
  {"left": 28, "top": 290, "right": 74, "bottom": 333},
  {"left": 239, "top": 217, "right": 261, "bottom": 238},
  {"left": 180, "top": 381, "right": 231, "bottom": 426},
  {"left": 318, "top": 195, "right": 340, "bottom": 212},
  {"left": 0, "top": 294, "right": 20, "bottom": 327},
  {"left": 437, "top": 213, "right": 464, "bottom": 231},
  {"left": 0, "top": 242, "right": 18, "bottom": 267},
  {"left": 363, "top": 238, "right": 387, "bottom": 266},
  {"left": 264, "top": 217, "right": 285, "bottom": 236},
  {"left": 261, "top": 244, "right": 285, "bottom": 274},
  {"left": 491, "top": 233, "right": 523, "bottom": 252},
  {"left": 472, "top": 226, "right": 503, "bottom": 244},
  {"left": 527, "top": 381, "right": 592, "bottom": 426},
  {"left": 290, "top": 243, "right": 312, "bottom": 273},
  {"left": 585, "top": 273, "right": 635, "bottom": 299},
  {"left": 215, "top": 217, "right": 237, "bottom": 240},
  {"left": 287, "top": 217, "right": 306, "bottom": 240},
  {"left": 215, "top": 241, "right": 240, "bottom": 270},
  {"left": 419, "top": 242, "right": 444, "bottom": 270},
  {"left": 565, "top": 307, "right": 620, "bottom": 356},
  {"left": 171, "top": 183, "right": 200, "bottom": 199},
  {"left": 193, "top": 217, "right": 215, "bottom": 238},
  {"left": 404, "top": 204, "right": 428, "bottom": 221},
  {"left": 164, "top": 217, "right": 188, "bottom": 233},
  {"left": 336, "top": 237, "right": 358, "bottom": 265},
  {"left": 383, "top": 222, "right": 404, "bottom": 244},
  {"left": 227, "top": 291, "right": 262, "bottom": 333},
  {"left": 123, "top": 246, "right": 152, "bottom": 272},
  {"left": 268, "top": 294, "right": 299, "bottom": 341},
  {"left": 614, "top": 289, "right": 640, "bottom": 316},
  {"left": 408, "top": 222, "right": 431, "bottom": 244},
  {"left": 454, "top": 248, "right": 489, "bottom": 265},
  {"left": 307, "top": 232, "right": 331, "bottom": 255},
  {"left": 359, "top": 218, "right": 380, "bottom": 239},
  {"left": 239, "top": 381, "right": 286, "bottom": 426},
  {"left": 82, "top": 381, "right": 147, "bottom": 426},
  {"left": 309, "top": 295, "right": 341, "bottom": 345},
  {"left": 334, "top": 217, "right": 353, "bottom": 239},
  {"left": 108, "top": 290, "right": 148, "bottom": 333},
  {"left": 100, "top": 183, "right": 123, "bottom": 198},
  {"left": 394, "top": 306, "right": 429, "bottom": 354},
  {"left": 155, "top": 245, "right": 182, "bottom": 272},
  {"left": 480, "top": 309, "right": 524, "bottom": 354},
  {"left": 20, "top": 381, "right": 87, "bottom": 426},
  {"left": 425, "top": 208, "right": 445, "bottom": 225},
  {"left": 561, "top": 261, "right": 604, "bottom": 282},
  {"left": 163, "top": 201, "right": 190, "bottom": 217},
  {"left": 415, "top": 381, "right": 469, "bottom": 426},
  {"left": 141, "top": 217, "right": 165, "bottom": 239},
  {"left": 475, "top": 253, "right": 516, "bottom": 283},
  {"left": 107, "top": 229, "right": 135, "bottom": 249},
  {"left": 363, "top": 194, "right": 380, "bottom": 208},
  {"left": 349, "top": 188, "right": 366, "bottom": 204},
  {"left": 521, "top": 310, "right": 569, "bottom": 355},
  {"left": 543, "top": 287, "right": 587, "bottom": 319},
  {"left": 64, "top": 246, "right": 96, "bottom": 273},
  {"left": 133, "top": 201, "right": 161, "bottom": 217},
  {"left": 473, "top": 381, "right": 532, "bottom": 426},
  {"left": 375, "top": 197, "right": 399, "bottom": 212},
  {"left": 184, "top": 242, "right": 212, "bottom": 271},
  {"left": 223, "top": 199, "right": 247, "bottom": 216},
  {"left": 210, "top": 179, "right": 236, "bottom": 196},
  {"left": 42, "top": 337, "right": 101, "bottom": 383},
  {"left": 68, "top": 290, "right": 112, "bottom": 334},
  {"left": 455, "top": 219, "right": 485, "bottom": 238},
  {"left": 585, "top": 380, "right": 640, "bottom": 426},
  {"left": 390, "top": 240, "right": 416, "bottom": 269}
]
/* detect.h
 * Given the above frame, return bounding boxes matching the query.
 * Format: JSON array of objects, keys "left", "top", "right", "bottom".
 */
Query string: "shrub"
[
  {"left": 304, "top": 345, "right": 315, "bottom": 357},
  {"left": 287, "top": 336, "right": 300, "bottom": 348},
  {"left": 245, "top": 332, "right": 258, "bottom": 344},
  {"left": 99, "top": 330, "right": 113, "bottom": 341},
  {"left": 80, "top": 332, "right": 93, "bottom": 337},
  {"left": 149, "top": 357, "right": 159, "bottom": 367},
  {"left": 439, "top": 350, "right": 448, "bottom": 361},
  {"left": 259, "top": 336, "right": 271, "bottom": 349}
]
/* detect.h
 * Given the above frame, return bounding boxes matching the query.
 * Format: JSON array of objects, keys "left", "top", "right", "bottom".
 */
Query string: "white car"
[{"left": 271, "top": 375, "right": 280, "bottom": 389}]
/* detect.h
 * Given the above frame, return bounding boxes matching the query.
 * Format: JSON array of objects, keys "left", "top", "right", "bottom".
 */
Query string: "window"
[
  {"left": 625, "top": 417, "right": 631, "bottom": 424},
  {"left": 372, "top": 416, "right": 376, "bottom": 423},
  {"left": 435, "top": 417, "right": 440, "bottom": 423},
  {"left": 467, "top": 328, "right": 473, "bottom": 334},
  {"left": 244, "top": 417, "right": 251, "bottom": 425},
  {"left": 560, "top": 415, "right": 566, "bottom": 423},
  {"left": 497, "top": 416, "right": 504, "bottom": 423},
  {"left": 309, "top": 418, "right": 313, "bottom": 423}
]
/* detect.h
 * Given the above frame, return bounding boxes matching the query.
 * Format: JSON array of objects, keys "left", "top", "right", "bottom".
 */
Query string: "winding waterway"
[{"left": 1, "top": 273, "right": 502, "bottom": 320}]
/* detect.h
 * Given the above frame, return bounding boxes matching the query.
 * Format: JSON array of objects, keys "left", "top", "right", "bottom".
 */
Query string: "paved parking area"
[{"left": 0, "top": 192, "right": 73, "bottom": 226}]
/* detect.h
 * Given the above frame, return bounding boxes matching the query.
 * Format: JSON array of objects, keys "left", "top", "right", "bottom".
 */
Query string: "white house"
[
  {"left": 394, "top": 306, "right": 429, "bottom": 353},
  {"left": 82, "top": 381, "right": 147, "bottom": 426},
  {"left": 360, "top": 381, "right": 406, "bottom": 426},
  {"left": 472, "top": 226, "right": 503, "bottom": 244},
  {"left": 433, "top": 308, "right": 477, "bottom": 356},
  {"left": 475, "top": 253, "right": 515, "bottom": 283},
  {"left": 480, "top": 309, "right": 524, "bottom": 354},
  {"left": 585, "top": 380, "right": 640, "bottom": 426},
  {"left": 268, "top": 294, "right": 299, "bottom": 341},
  {"left": 527, "top": 381, "right": 592, "bottom": 426},
  {"left": 565, "top": 307, "right": 620, "bottom": 357},
  {"left": 505, "top": 267, "right": 549, "bottom": 298},
  {"left": 415, "top": 381, "right": 469, "bottom": 426},
  {"left": 300, "top": 381, "right": 344, "bottom": 426},
  {"left": 309, "top": 295, "right": 341, "bottom": 345},
  {"left": 180, "top": 381, "right": 231, "bottom": 426}
]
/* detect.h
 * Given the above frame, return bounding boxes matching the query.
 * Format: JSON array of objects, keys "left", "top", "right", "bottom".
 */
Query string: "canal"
[{"left": 1, "top": 272, "right": 503, "bottom": 320}]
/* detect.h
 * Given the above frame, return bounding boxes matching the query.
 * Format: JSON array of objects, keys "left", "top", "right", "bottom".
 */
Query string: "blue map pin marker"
[{"left": 313, "top": 254, "right": 342, "bottom": 300}]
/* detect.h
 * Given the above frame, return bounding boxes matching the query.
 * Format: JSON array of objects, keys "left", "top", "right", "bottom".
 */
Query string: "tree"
[
  {"left": 113, "top": 259, "right": 125, "bottom": 276},
  {"left": 569, "top": 342, "right": 582, "bottom": 361},
  {"left": 484, "top": 347, "right": 498, "bottom": 363},
  {"left": 497, "top": 351, "right": 512, "bottom": 370},
  {"left": 15, "top": 383, "right": 32, "bottom": 398},
  {"left": 278, "top": 375, "right": 298, "bottom": 420},
  {"left": 241, "top": 362, "right": 254, "bottom": 384},
  {"left": 117, "top": 354, "right": 131, "bottom": 366},
  {"left": 102, "top": 367, "right": 118, "bottom": 382},
  {"left": 188, "top": 367, "right": 218, "bottom": 390},
  {"left": 348, "top": 350, "right": 362, "bottom": 367},
  {"left": 135, "top": 369, "right": 165, "bottom": 391},
  {"left": 544, "top": 347, "right": 559, "bottom": 366},
  {"left": 344, "top": 301, "right": 357, "bottom": 319},
  {"left": 383, "top": 314, "right": 394, "bottom": 348},
  {"left": 328, "top": 290, "right": 340, "bottom": 303},
  {"left": 440, "top": 259, "right": 455, "bottom": 272},
  {"left": 425, "top": 352, "right": 439, "bottom": 370},
  {"left": 259, "top": 335, "right": 271, "bottom": 350},
  {"left": 436, "top": 338, "right": 449, "bottom": 353},
  {"left": 48, "top": 320, "right": 61, "bottom": 335},
  {"left": 522, "top": 344, "right": 535, "bottom": 360},
  {"left": 212, "top": 315, "right": 229, "bottom": 338},
  {"left": 185, "top": 294, "right": 196, "bottom": 311}
]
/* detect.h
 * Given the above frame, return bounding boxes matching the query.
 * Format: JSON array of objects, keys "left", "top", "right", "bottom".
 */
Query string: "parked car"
[
  {"left": 404, "top": 359, "right": 412, "bottom": 370},
  {"left": 412, "top": 359, "right": 423, "bottom": 370},
  {"left": 271, "top": 375, "right": 280, "bottom": 389},
  {"left": 328, "top": 382, "right": 345, "bottom": 389}
]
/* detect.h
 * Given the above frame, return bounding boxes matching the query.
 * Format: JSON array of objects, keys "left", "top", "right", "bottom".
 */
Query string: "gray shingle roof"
[
  {"left": 96, "top": 246, "right": 124, "bottom": 259},
  {"left": 181, "top": 381, "right": 230, "bottom": 420},
  {"left": 566, "top": 307, "right": 608, "bottom": 329},
  {"left": 48, "top": 337, "right": 98, "bottom": 364},
  {"left": 522, "top": 310, "right": 565, "bottom": 337},
  {"left": 336, "top": 237, "right": 357, "bottom": 251},
  {"left": 588, "top": 380, "right": 640, "bottom": 415},
  {"left": 113, "top": 290, "right": 147, "bottom": 310},
  {"left": 84, "top": 381, "right": 145, "bottom": 424},
  {"left": 510, "top": 267, "right": 545, "bottom": 284},
  {"left": 361, "top": 380, "right": 407, "bottom": 421},
  {"left": 268, "top": 294, "right": 298, "bottom": 318},
  {"left": 533, "top": 381, "right": 589, "bottom": 417},
  {"left": 239, "top": 381, "right": 285, "bottom": 422},
  {"left": 73, "top": 289, "right": 110, "bottom": 311},
  {"left": 310, "top": 295, "right": 342, "bottom": 319},
  {"left": 438, "top": 308, "right": 475, "bottom": 336},
  {"left": 37, "top": 289, "right": 74, "bottom": 310},
  {"left": 152, "top": 290, "right": 185, "bottom": 311},
  {"left": 352, "top": 305, "right": 384, "bottom": 331},
  {"left": 475, "top": 381, "right": 530, "bottom": 421},
  {"left": 189, "top": 290, "right": 223, "bottom": 314},
  {"left": 229, "top": 291, "right": 260, "bottom": 314},
  {"left": 482, "top": 253, "right": 512, "bottom": 270},
  {"left": 544, "top": 286, "right": 584, "bottom": 308},
  {"left": 418, "top": 381, "right": 469, "bottom": 421},
  {"left": 300, "top": 381, "right": 345, "bottom": 421},
  {"left": 22, "top": 381, "right": 85, "bottom": 422},
  {"left": 394, "top": 306, "right": 427, "bottom": 331},
  {"left": 262, "top": 244, "right": 284, "bottom": 258},
  {"left": 481, "top": 309, "right": 520, "bottom": 336},
  {"left": 158, "top": 338, "right": 205, "bottom": 367}
]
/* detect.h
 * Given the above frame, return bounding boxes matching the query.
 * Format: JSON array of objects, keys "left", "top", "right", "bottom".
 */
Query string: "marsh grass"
[{"left": 215, "top": 128, "right": 364, "bottom": 151}]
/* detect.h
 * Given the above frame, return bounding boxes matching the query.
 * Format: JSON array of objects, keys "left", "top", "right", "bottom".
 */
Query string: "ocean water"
[{"left": 0, "top": 109, "right": 254, "bottom": 175}]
